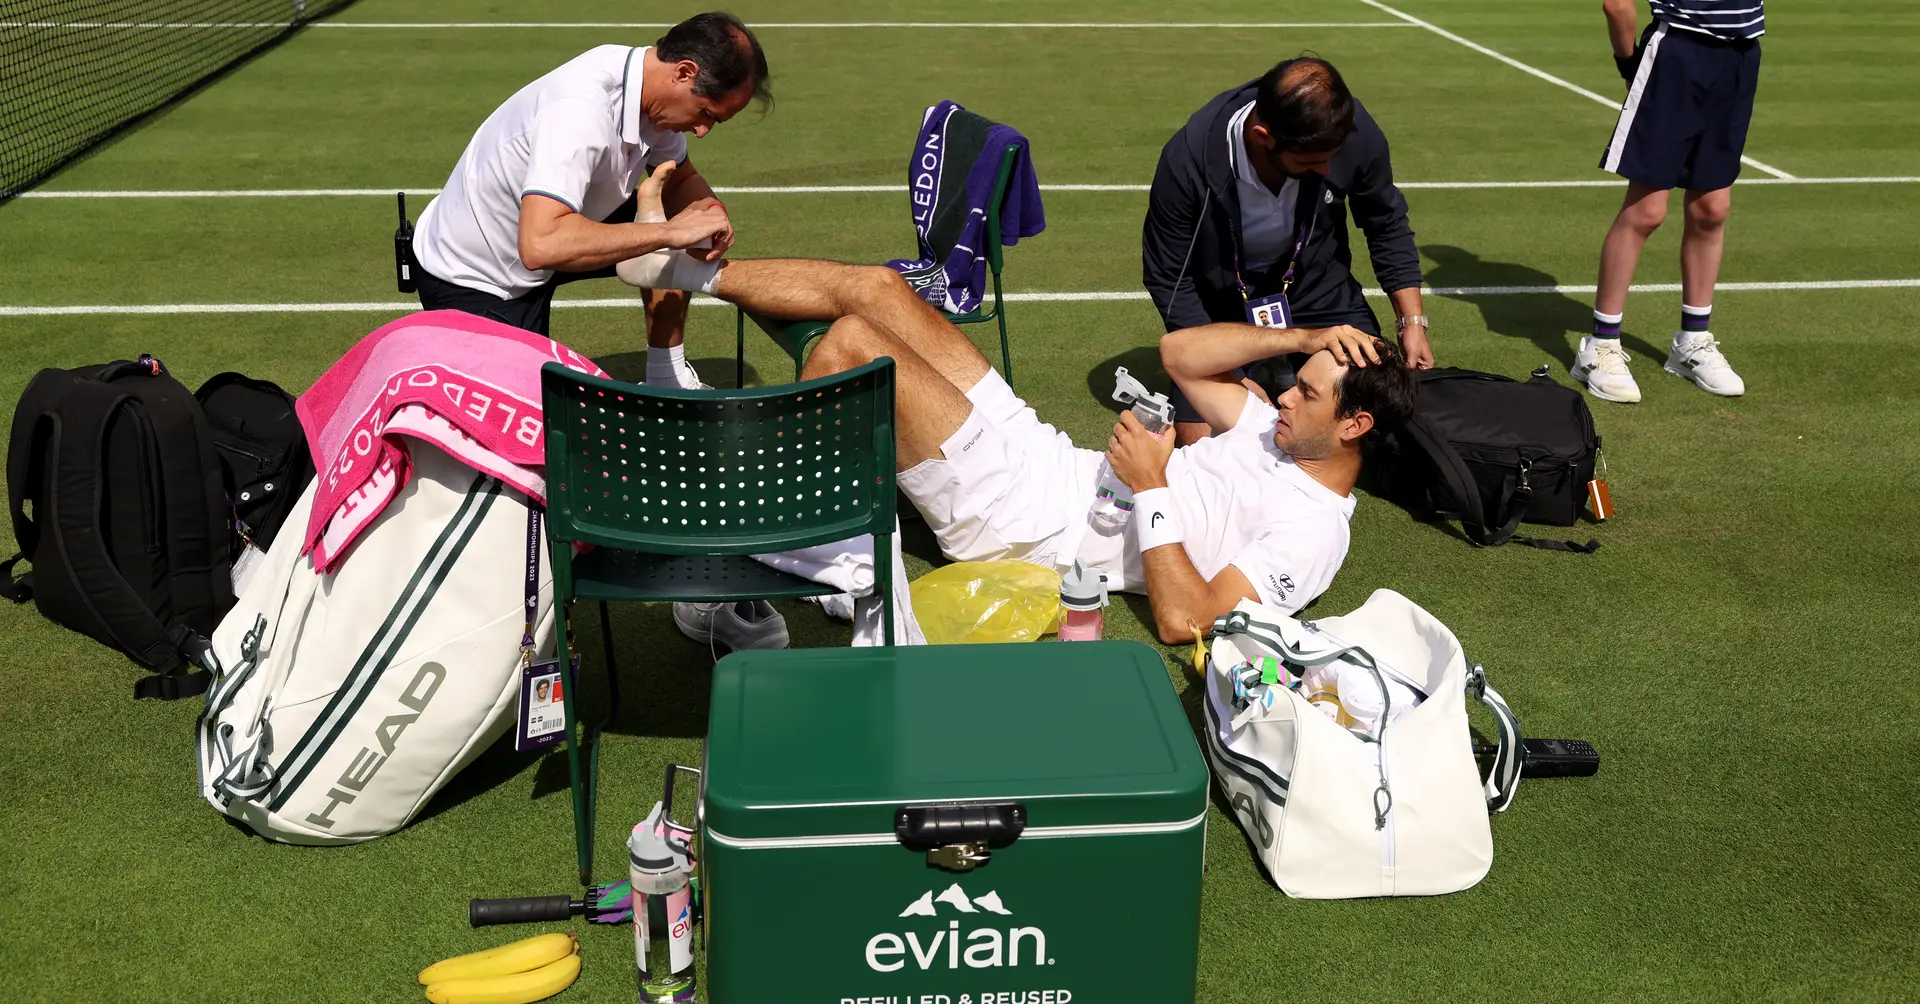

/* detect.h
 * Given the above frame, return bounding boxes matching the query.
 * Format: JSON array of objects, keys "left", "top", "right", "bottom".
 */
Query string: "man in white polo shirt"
[{"left": 410, "top": 12, "right": 768, "bottom": 389}]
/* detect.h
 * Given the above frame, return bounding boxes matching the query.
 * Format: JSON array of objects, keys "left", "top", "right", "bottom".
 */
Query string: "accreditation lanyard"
[{"left": 1230, "top": 173, "right": 1324, "bottom": 304}]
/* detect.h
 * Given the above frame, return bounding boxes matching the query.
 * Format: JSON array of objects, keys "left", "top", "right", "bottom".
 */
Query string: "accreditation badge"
[{"left": 1244, "top": 291, "right": 1293, "bottom": 329}]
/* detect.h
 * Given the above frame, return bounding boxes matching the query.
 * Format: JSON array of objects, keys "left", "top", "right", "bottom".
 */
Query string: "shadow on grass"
[
  {"left": 1085, "top": 345, "right": 1173, "bottom": 414},
  {"left": 1421, "top": 244, "right": 1681, "bottom": 369}
]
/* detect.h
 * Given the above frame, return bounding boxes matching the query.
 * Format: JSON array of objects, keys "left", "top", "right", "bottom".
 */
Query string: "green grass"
[{"left": 3, "top": 1, "right": 1918, "bottom": 1001}]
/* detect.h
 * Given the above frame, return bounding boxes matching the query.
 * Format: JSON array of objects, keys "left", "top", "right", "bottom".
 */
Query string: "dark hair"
[
  {"left": 656, "top": 11, "right": 772, "bottom": 108},
  {"left": 1335, "top": 339, "right": 1417, "bottom": 450},
  {"left": 1253, "top": 56, "right": 1356, "bottom": 154}
]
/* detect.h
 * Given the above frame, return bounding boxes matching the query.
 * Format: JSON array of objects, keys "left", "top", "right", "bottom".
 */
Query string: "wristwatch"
[{"left": 1396, "top": 314, "right": 1430, "bottom": 333}]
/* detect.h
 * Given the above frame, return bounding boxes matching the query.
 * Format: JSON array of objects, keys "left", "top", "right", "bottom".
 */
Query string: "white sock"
[{"left": 646, "top": 344, "right": 694, "bottom": 388}]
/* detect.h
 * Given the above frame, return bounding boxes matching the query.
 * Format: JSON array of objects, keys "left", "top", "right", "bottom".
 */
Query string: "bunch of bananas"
[{"left": 418, "top": 932, "right": 582, "bottom": 1004}]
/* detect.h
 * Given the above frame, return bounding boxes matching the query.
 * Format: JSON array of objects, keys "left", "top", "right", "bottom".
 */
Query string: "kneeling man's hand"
[
  {"left": 1107, "top": 410, "right": 1177, "bottom": 492},
  {"left": 679, "top": 197, "right": 734, "bottom": 261}
]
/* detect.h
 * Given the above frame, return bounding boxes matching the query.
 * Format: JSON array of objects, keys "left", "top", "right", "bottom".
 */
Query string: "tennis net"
[{"left": 1, "top": 1, "right": 355, "bottom": 198}]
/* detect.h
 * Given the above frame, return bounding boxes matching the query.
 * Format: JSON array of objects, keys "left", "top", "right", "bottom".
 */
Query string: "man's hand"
[
  {"left": 678, "top": 197, "right": 733, "bottom": 261},
  {"left": 1107, "top": 410, "right": 1177, "bottom": 492},
  {"left": 665, "top": 201, "right": 730, "bottom": 255},
  {"left": 1398, "top": 324, "right": 1436, "bottom": 369},
  {"left": 1309, "top": 325, "right": 1383, "bottom": 368}
]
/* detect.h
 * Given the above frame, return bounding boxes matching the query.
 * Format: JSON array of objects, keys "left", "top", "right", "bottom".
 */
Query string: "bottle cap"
[
  {"left": 1060, "top": 559, "right": 1109, "bottom": 612},
  {"left": 629, "top": 801, "right": 692, "bottom": 894}
]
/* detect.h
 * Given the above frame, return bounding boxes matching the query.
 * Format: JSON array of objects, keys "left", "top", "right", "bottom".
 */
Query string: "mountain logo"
[
  {"left": 868, "top": 884, "right": 1048, "bottom": 972},
  {"left": 898, "top": 882, "right": 1012, "bottom": 917}
]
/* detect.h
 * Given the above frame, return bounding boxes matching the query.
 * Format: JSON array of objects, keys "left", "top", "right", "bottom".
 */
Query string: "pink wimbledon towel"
[{"left": 296, "top": 310, "right": 606, "bottom": 572}]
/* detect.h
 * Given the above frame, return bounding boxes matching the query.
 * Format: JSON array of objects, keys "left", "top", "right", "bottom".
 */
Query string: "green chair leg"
[
  {"left": 735, "top": 309, "right": 746, "bottom": 389},
  {"left": 558, "top": 601, "right": 592, "bottom": 886},
  {"left": 993, "top": 273, "right": 1012, "bottom": 388}
]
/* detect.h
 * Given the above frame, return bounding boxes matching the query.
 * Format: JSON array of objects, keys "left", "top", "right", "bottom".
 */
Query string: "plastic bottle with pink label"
[{"left": 1058, "top": 560, "right": 1109, "bottom": 641}]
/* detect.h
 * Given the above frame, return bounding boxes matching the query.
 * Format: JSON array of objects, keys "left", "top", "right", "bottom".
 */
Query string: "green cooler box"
[{"left": 698, "top": 641, "right": 1208, "bottom": 1004}]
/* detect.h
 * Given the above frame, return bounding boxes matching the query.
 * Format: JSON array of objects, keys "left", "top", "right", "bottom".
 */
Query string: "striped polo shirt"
[{"left": 1649, "top": 0, "right": 1765, "bottom": 41}]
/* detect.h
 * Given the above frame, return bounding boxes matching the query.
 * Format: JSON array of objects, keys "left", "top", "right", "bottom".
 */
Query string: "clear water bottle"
[
  {"left": 1090, "top": 367, "right": 1174, "bottom": 533},
  {"left": 630, "top": 803, "right": 696, "bottom": 1003}
]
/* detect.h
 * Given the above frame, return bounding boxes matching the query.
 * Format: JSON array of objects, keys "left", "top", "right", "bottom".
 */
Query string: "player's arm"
[
  {"left": 1159, "top": 322, "right": 1379, "bottom": 432},
  {"left": 1106, "top": 410, "right": 1260, "bottom": 642},
  {"left": 1140, "top": 545, "right": 1261, "bottom": 645},
  {"left": 1603, "top": 0, "right": 1641, "bottom": 76}
]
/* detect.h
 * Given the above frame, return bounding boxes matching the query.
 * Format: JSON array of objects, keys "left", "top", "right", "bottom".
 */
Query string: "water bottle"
[
  {"left": 1089, "top": 367, "right": 1174, "bottom": 533},
  {"left": 629, "top": 803, "right": 696, "bottom": 1003},
  {"left": 1057, "top": 559, "right": 1108, "bottom": 641}
]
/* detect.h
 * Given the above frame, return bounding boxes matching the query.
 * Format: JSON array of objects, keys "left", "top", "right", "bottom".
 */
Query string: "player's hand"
[
  {"left": 1398, "top": 325, "right": 1436, "bottom": 370},
  {"left": 1107, "top": 410, "right": 1176, "bottom": 492},
  {"left": 678, "top": 197, "right": 733, "bottom": 262},
  {"left": 1312, "top": 325, "right": 1382, "bottom": 368}
]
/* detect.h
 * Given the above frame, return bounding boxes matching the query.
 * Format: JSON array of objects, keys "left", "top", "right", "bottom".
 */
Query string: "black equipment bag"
[
  {"left": 1368, "top": 367, "right": 1603, "bottom": 553},
  {"left": 196, "top": 372, "right": 312, "bottom": 551},
  {"left": 3, "top": 357, "right": 236, "bottom": 698}
]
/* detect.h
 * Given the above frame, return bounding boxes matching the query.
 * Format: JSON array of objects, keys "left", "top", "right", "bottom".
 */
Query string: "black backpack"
[
  {"left": 4, "top": 358, "right": 237, "bottom": 698},
  {"left": 1367, "top": 367, "right": 1603, "bottom": 553},
  {"left": 197, "top": 373, "right": 313, "bottom": 551}
]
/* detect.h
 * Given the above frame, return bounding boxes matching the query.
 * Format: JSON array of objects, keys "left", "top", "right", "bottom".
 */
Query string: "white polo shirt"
[
  {"left": 1227, "top": 101, "right": 1301, "bottom": 273},
  {"left": 413, "top": 45, "right": 688, "bottom": 299}
]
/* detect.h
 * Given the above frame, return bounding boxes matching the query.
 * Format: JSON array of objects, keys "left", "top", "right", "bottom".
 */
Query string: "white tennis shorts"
[{"left": 898, "top": 371, "right": 1104, "bottom": 572}]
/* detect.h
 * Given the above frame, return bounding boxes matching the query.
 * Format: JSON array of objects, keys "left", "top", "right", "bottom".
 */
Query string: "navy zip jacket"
[{"left": 1142, "top": 82, "right": 1422, "bottom": 334}]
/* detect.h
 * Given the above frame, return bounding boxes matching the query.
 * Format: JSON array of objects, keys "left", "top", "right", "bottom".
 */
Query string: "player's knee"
[
  {"left": 857, "top": 265, "right": 912, "bottom": 303},
  {"left": 813, "top": 316, "right": 885, "bottom": 371}
]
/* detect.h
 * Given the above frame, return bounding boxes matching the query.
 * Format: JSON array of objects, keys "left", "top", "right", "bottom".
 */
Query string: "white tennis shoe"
[
  {"left": 673, "top": 601, "right": 790, "bottom": 655},
  {"left": 1665, "top": 332, "right": 1745, "bottom": 396},
  {"left": 1571, "top": 336, "right": 1642, "bottom": 403}
]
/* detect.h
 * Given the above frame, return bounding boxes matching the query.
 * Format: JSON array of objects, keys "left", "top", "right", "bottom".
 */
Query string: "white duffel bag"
[
  {"left": 194, "top": 442, "right": 554, "bottom": 844},
  {"left": 1202, "top": 588, "right": 1522, "bottom": 898}
]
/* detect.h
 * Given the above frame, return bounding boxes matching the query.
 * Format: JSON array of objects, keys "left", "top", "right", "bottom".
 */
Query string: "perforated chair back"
[{"left": 541, "top": 360, "right": 897, "bottom": 555}]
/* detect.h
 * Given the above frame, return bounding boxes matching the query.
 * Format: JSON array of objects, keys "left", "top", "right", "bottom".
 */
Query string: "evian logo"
[{"left": 864, "top": 883, "right": 1050, "bottom": 972}]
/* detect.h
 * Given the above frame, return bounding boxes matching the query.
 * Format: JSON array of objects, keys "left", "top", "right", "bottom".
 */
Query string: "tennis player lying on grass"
[{"left": 620, "top": 163, "right": 1416, "bottom": 644}]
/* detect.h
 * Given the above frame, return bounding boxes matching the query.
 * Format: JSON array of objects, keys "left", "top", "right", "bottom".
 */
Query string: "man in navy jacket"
[{"left": 1143, "top": 58, "right": 1431, "bottom": 443}]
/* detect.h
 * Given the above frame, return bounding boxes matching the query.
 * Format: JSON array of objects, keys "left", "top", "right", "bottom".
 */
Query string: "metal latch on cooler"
[{"left": 894, "top": 802, "right": 1027, "bottom": 873}]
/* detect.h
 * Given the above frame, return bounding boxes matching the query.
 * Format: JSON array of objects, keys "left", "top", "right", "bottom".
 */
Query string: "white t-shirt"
[
  {"left": 1227, "top": 100, "right": 1301, "bottom": 273},
  {"left": 1103, "top": 395, "right": 1355, "bottom": 614},
  {"left": 412, "top": 45, "right": 688, "bottom": 299}
]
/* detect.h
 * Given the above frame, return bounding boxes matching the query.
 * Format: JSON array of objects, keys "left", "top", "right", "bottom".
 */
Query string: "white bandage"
[
  {"left": 1131, "top": 487, "right": 1184, "bottom": 552},
  {"left": 614, "top": 250, "right": 719, "bottom": 293}
]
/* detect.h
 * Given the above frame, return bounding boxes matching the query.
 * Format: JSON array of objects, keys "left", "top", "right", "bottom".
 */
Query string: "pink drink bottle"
[{"left": 1058, "top": 559, "right": 1109, "bottom": 641}]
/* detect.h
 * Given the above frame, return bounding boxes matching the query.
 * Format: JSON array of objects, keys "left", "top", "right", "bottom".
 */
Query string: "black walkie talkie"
[
  {"left": 1475, "top": 738, "right": 1600, "bottom": 778},
  {"left": 394, "top": 191, "right": 417, "bottom": 294}
]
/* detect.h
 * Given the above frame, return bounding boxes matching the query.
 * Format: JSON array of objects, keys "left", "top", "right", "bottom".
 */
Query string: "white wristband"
[{"left": 1131, "top": 488, "right": 1185, "bottom": 552}]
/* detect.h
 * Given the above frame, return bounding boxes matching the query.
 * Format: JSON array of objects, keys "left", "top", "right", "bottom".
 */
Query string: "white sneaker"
[
  {"left": 645, "top": 366, "right": 712, "bottom": 391},
  {"left": 1571, "top": 336, "right": 1642, "bottom": 403},
  {"left": 1664, "top": 332, "right": 1745, "bottom": 396},
  {"left": 672, "top": 601, "right": 790, "bottom": 654}
]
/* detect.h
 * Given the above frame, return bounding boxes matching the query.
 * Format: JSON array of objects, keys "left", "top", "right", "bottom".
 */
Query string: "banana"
[
  {"left": 417, "top": 932, "right": 578, "bottom": 985},
  {"left": 425, "top": 950, "right": 582, "bottom": 1004}
]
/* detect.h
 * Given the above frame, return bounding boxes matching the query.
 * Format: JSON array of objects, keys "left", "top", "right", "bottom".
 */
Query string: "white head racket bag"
[
  {"left": 1202, "top": 588, "right": 1522, "bottom": 898},
  {"left": 195, "top": 441, "right": 554, "bottom": 844}
]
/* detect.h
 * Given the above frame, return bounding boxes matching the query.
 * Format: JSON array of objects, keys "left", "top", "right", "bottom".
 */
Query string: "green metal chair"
[
  {"left": 539, "top": 358, "right": 899, "bottom": 885},
  {"left": 734, "top": 142, "right": 1022, "bottom": 389}
]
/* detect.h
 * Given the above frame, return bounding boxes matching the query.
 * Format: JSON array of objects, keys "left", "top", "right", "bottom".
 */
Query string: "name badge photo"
[
  {"left": 1245, "top": 292, "right": 1292, "bottom": 329},
  {"left": 515, "top": 657, "right": 572, "bottom": 751}
]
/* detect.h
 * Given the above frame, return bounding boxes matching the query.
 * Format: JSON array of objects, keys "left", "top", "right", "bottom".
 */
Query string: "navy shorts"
[{"left": 1600, "top": 22, "right": 1761, "bottom": 192}]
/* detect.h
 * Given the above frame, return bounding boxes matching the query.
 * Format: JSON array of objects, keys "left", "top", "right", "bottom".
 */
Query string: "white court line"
[
  {"left": 1352, "top": 0, "right": 1795, "bottom": 180},
  {"left": 16, "top": 177, "right": 1920, "bottom": 200},
  {"left": 0, "top": 20, "right": 1416, "bottom": 29},
  {"left": 5, "top": 280, "right": 1912, "bottom": 317}
]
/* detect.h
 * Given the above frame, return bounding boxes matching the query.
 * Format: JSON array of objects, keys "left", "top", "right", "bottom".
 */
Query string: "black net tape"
[{"left": 0, "top": 0, "right": 357, "bottom": 198}]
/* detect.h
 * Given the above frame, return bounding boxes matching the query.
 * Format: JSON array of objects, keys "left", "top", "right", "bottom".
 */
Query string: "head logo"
[{"left": 866, "top": 884, "right": 1049, "bottom": 972}]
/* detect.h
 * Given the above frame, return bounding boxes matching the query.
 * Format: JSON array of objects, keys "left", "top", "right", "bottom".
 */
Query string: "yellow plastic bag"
[{"left": 909, "top": 560, "right": 1063, "bottom": 644}]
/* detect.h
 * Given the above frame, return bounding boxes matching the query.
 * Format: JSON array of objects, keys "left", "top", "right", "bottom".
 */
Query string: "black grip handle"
[
  {"left": 469, "top": 895, "right": 578, "bottom": 927},
  {"left": 895, "top": 802, "right": 1026, "bottom": 849}
]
